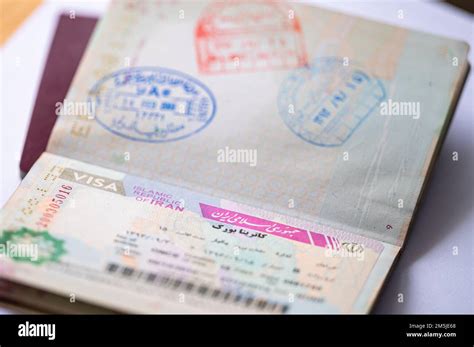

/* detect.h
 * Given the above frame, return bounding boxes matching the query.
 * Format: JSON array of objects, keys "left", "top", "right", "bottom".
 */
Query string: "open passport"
[{"left": 0, "top": 0, "right": 469, "bottom": 313}]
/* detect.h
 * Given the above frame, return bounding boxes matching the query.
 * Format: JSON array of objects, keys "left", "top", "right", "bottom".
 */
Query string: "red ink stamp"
[{"left": 195, "top": 1, "right": 308, "bottom": 74}]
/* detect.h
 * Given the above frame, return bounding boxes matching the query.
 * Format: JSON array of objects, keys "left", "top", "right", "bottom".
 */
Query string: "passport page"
[
  {"left": 46, "top": 0, "right": 469, "bottom": 247},
  {"left": 0, "top": 153, "right": 399, "bottom": 313}
]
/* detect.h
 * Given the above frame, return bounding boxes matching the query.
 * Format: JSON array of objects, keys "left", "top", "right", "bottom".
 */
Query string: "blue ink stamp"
[
  {"left": 278, "top": 57, "right": 386, "bottom": 147},
  {"left": 89, "top": 67, "right": 216, "bottom": 142}
]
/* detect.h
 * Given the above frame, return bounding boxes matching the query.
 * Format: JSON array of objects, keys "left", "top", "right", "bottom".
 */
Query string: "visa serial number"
[{"left": 36, "top": 184, "right": 73, "bottom": 229}]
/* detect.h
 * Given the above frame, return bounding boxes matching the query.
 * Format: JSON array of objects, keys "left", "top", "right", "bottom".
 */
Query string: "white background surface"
[{"left": 0, "top": 0, "right": 473, "bottom": 314}]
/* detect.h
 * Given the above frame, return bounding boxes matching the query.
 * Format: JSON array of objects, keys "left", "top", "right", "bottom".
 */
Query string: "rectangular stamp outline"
[{"left": 194, "top": 1, "right": 308, "bottom": 75}]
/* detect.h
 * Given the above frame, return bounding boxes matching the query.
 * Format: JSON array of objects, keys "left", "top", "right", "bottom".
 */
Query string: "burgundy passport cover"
[{"left": 20, "top": 14, "right": 97, "bottom": 175}]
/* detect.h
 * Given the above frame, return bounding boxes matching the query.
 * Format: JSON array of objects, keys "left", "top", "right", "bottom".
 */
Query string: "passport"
[{"left": 1, "top": 0, "right": 470, "bottom": 313}]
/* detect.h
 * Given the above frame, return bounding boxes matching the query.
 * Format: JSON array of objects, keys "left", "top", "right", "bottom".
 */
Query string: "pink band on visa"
[{"left": 200, "top": 203, "right": 340, "bottom": 250}]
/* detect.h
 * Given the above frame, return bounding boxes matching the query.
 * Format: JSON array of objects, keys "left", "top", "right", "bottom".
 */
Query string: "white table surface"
[{"left": 0, "top": 0, "right": 473, "bottom": 314}]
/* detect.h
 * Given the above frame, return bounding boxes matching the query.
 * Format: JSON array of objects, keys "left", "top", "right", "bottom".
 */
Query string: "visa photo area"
[{"left": 0, "top": 0, "right": 472, "bottom": 329}]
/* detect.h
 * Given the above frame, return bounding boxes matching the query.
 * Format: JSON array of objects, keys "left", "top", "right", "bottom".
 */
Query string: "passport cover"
[{"left": 19, "top": 14, "right": 97, "bottom": 176}]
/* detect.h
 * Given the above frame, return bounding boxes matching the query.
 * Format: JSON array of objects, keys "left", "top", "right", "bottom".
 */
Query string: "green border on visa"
[{"left": 0, "top": 227, "right": 66, "bottom": 265}]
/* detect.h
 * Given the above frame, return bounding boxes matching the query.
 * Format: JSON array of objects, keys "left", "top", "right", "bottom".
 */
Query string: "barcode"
[{"left": 105, "top": 262, "right": 288, "bottom": 313}]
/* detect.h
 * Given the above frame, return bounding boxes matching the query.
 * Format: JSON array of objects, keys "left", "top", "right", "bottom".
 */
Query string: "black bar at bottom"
[{"left": 0, "top": 314, "right": 472, "bottom": 345}]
